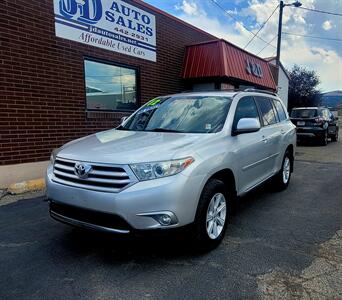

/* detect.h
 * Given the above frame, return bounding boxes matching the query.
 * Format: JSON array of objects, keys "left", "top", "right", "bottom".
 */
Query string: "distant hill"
[{"left": 320, "top": 90, "right": 342, "bottom": 108}]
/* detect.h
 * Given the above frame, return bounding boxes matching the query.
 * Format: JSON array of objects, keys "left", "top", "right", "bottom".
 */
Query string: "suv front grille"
[{"left": 53, "top": 157, "right": 135, "bottom": 192}]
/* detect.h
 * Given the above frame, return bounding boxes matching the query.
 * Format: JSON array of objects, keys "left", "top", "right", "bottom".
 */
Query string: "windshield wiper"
[{"left": 148, "top": 128, "right": 183, "bottom": 133}]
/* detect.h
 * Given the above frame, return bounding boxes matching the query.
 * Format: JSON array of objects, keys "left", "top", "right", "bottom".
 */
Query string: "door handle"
[
  {"left": 281, "top": 129, "right": 285, "bottom": 135},
  {"left": 262, "top": 135, "right": 268, "bottom": 143}
]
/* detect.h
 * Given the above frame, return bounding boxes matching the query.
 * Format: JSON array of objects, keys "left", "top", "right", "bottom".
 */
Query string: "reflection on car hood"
[{"left": 57, "top": 129, "right": 210, "bottom": 164}]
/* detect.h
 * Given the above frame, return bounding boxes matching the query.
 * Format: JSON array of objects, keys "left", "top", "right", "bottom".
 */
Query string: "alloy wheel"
[
  {"left": 282, "top": 156, "right": 291, "bottom": 184},
  {"left": 206, "top": 193, "right": 227, "bottom": 239}
]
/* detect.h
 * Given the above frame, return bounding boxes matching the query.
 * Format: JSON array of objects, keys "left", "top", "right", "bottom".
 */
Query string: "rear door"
[
  {"left": 272, "top": 99, "right": 292, "bottom": 172},
  {"left": 232, "top": 96, "right": 270, "bottom": 193},
  {"left": 254, "top": 96, "right": 282, "bottom": 176}
]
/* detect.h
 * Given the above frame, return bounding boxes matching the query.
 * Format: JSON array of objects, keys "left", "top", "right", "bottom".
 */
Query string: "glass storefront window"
[{"left": 84, "top": 59, "right": 138, "bottom": 111}]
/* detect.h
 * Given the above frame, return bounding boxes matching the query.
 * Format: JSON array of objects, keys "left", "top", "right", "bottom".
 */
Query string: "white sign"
[{"left": 54, "top": 0, "right": 156, "bottom": 62}]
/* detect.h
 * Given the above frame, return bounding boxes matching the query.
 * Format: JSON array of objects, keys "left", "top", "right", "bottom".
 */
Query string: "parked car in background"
[
  {"left": 47, "top": 90, "right": 296, "bottom": 250},
  {"left": 290, "top": 107, "right": 339, "bottom": 145}
]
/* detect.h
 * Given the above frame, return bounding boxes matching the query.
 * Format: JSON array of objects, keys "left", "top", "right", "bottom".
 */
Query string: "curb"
[{"left": 7, "top": 178, "right": 46, "bottom": 195}]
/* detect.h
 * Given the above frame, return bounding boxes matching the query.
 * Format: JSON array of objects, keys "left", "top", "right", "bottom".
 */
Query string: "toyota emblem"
[{"left": 74, "top": 162, "right": 92, "bottom": 179}]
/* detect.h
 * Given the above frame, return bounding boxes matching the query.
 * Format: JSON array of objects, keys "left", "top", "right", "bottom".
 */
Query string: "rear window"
[
  {"left": 291, "top": 109, "right": 318, "bottom": 118},
  {"left": 255, "top": 97, "right": 277, "bottom": 126},
  {"left": 273, "top": 100, "right": 287, "bottom": 121}
]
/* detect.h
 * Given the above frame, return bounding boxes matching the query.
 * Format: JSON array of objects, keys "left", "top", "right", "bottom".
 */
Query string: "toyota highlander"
[{"left": 47, "top": 90, "right": 296, "bottom": 249}]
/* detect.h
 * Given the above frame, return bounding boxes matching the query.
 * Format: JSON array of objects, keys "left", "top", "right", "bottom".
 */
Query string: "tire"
[
  {"left": 319, "top": 130, "right": 328, "bottom": 146},
  {"left": 192, "top": 179, "right": 229, "bottom": 251},
  {"left": 273, "top": 150, "right": 292, "bottom": 191},
  {"left": 331, "top": 130, "right": 338, "bottom": 142}
]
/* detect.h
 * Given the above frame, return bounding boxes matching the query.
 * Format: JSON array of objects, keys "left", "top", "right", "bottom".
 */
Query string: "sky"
[{"left": 143, "top": 0, "right": 342, "bottom": 92}]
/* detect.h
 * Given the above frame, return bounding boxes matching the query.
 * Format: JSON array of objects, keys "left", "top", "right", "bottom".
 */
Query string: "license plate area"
[{"left": 297, "top": 121, "right": 305, "bottom": 126}]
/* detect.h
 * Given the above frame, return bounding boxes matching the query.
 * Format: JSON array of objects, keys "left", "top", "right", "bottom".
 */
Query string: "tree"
[{"left": 287, "top": 65, "right": 321, "bottom": 111}]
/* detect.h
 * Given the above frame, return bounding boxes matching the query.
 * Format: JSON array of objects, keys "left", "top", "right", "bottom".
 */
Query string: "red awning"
[{"left": 182, "top": 39, "right": 276, "bottom": 90}]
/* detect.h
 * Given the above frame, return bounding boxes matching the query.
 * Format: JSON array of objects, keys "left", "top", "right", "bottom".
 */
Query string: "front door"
[{"left": 232, "top": 96, "right": 270, "bottom": 193}]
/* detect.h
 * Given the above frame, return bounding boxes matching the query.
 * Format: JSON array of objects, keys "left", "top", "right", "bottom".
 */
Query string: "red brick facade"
[{"left": 0, "top": 0, "right": 214, "bottom": 165}]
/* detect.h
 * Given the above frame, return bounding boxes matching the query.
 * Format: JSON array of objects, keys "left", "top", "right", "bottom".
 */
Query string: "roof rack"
[
  {"left": 180, "top": 88, "right": 240, "bottom": 93},
  {"left": 243, "top": 88, "right": 278, "bottom": 96},
  {"left": 180, "top": 88, "right": 278, "bottom": 96}
]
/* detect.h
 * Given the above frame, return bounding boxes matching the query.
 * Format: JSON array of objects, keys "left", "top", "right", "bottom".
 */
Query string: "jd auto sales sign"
[{"left": 53, "top": 0, "right": 156, "bottom": 62}]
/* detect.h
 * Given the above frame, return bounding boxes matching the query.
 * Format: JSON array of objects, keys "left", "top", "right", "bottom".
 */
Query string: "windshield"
[
  {"left": 291, "top": 109, "right": 318, "bottom": 118},
  {"left": 118, "top": 95, "right": 232, "bottom": 133}
]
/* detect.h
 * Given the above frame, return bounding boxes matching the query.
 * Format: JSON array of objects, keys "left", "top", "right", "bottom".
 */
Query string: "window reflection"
[
  {"left": 121, "top": 96, "right": 232, "bottom": 133},
  {"left": 274, "top": 100, "right": 287, "bottom": 121},
  {"left": 256, "top": 97, "right": 277, "bottom": 125},
  {"left": 84, "top": 60, "right": 137, "bottom": 111}
]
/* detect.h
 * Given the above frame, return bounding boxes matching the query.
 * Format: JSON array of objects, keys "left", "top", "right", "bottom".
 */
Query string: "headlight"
[
  {"left": 50, "top": 148, "right": 60, "bottom": 164},
  {"left": 130, "top": 157, "right": 194, "bottom": 181}
]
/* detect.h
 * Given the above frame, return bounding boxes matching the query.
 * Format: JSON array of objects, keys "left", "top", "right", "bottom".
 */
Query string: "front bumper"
[{"left": 46, "top": 164, "right": 205, "bottom": 232}]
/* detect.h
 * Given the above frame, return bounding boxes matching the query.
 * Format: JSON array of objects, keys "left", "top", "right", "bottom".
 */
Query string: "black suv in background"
[{"left": 290, "top": 107, "right": 339, "bottom": 145}]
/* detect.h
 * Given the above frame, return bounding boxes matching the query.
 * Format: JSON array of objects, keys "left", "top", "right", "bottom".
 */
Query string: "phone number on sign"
[{"left": 113, "top": 27, "right": 151, "bottom": 42}]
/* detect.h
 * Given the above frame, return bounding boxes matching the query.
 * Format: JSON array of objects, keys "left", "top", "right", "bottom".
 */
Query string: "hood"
[{"left": 57, "top": 129, "right": 210, "bottom": 164}]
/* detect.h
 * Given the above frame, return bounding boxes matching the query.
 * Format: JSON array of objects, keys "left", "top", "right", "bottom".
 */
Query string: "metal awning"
[{"left": 182, "top": 39, "right": 277, "bottom": 90}]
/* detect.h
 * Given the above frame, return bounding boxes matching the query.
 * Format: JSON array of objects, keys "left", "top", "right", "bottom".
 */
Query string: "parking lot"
[{"left": 1, "top": 141, "right": 341, "bottom": 300}]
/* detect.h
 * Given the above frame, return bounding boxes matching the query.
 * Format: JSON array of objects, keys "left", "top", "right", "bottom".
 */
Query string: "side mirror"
[
  {"left": 120, "top": 116, "right": 128, "bottom": 124},
  {"left": 234, "top": 118, "right": 261, "bottom": 135}
]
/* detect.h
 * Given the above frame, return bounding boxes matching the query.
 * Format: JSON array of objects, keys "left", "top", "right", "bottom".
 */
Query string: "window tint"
[
  {"left": 272, "top": 102, "right": 280, "bottom": 123},
  {"left": 273, "top": 100, "right": 287, "bottom": 121},
  {"left": 84, "top": 59, "right": 137, "bottom": 111},
  {"left": 255, "top": 97, "right": 277, "bottom": 125},
  {"left": 233, "top": 97, "right": 259, "bottom": 129}
]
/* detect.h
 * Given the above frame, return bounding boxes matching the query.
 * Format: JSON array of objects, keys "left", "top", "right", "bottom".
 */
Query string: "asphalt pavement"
[{"left": 0, "top": 141, "right": 341, "bottom": 299}]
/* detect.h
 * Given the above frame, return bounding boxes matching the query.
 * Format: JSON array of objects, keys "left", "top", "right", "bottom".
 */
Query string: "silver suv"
[{"left": 47, "top": 90, "right": 296, "bottom": 249}]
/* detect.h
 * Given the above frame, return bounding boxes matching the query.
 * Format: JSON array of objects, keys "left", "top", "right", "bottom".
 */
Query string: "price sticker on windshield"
[{"left": 147, "top": 98, "right": 161, "bottom": 106}]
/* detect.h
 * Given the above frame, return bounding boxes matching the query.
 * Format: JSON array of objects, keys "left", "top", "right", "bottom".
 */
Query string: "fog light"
[
  {"left": 137, "top": 211, "right": 178, "bottom": 226},
  {"left": 158, "top": 214, "right": 172, "bottom": 226}
]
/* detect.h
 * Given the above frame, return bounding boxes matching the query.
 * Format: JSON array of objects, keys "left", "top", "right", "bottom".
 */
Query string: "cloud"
[
  {"left": 173, "top": 1, "right": 254, "bottom": 48},
  {"left": 311, "top": 47, "right": 336, "bottom": 64},
  {"left": 282, "top": 42, "right": 342, "bottom": 91},
  {"left": 174, "top": 0, "right": 199, "bottom": 16},
  {"left": 322, "top": 20, "right": 333, "bottom": 30},
  {"left": 171, "top": 0, "right": 341, "bottom": 91},
  {"left": 226, "top": 8, "right": 238, "bottom": 15}
]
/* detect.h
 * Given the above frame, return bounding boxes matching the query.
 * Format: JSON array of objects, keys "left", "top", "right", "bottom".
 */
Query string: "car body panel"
[{"left": 58, "top": 130, "right": 209, "bottom": 164}]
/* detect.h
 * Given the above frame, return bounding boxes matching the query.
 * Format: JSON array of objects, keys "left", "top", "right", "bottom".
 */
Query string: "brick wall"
[{"left": 0, "top": 0, "right": 214, "bottom": 165}]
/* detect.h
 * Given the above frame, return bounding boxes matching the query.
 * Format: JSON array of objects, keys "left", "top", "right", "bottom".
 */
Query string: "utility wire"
[
  {"left": 257, "top": 32, "right": 342, "bottom": 58},
  {"left": 209, "top": 0, "right": 276, "bottom": 48},
  {"left": 282, "top": 32, "right": 342, "bottom": 42},
  {"left": 296, "top": 6, "right": 342, "bottom": 17},
  {"left": 256, "top": 35, "right": 278, "bottom": 55},
  {"left": 244, "top": 4, "right": 279, "bottom": 49}
]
